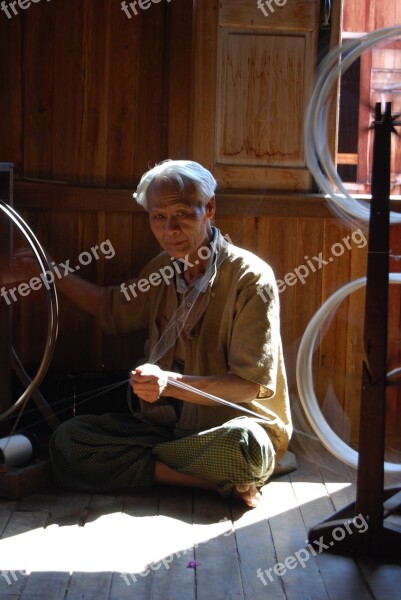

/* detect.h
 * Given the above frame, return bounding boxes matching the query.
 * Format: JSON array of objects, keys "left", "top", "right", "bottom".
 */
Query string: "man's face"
[{"left": 147, "top": 179, "right": 215, "bottom": 259}]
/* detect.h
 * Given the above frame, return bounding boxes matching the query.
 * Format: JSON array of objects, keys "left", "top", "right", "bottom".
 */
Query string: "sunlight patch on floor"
[{"left": 0, "top": 511, "right": 233, "bottom": 573}]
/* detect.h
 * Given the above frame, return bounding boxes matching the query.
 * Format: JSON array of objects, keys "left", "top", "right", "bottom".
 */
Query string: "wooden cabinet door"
[{"left": 191, "top": 0, "right": 322, "bottom": 192}]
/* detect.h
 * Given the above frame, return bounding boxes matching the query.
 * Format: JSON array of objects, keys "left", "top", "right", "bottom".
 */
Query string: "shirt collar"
[{"left": 174, "top": 227, "right": 219, "bottom": 294}]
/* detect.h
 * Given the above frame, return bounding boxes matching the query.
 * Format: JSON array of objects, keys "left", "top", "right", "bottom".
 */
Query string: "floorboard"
[
  {"left": 152, "top": 487, "right": 196, "bottom": 600},
  {"left": 289, "top": 453, "right": 375, "bottom": 600},
  {"left": 192, "top": 491, "right": 244, "bottom": 600},
  {"left": 231, "top": 491, "right": 286, "bottom": 600},
  {"left": 0, "top": 448, "right": 400, "bottom": 600}
]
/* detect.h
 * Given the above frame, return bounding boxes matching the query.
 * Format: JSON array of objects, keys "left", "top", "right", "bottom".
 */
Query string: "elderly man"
[{"left": 47, "top": 160, "right": 292, "bottom": 508}]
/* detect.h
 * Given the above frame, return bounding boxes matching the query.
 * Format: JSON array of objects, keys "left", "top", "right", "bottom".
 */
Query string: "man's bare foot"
[
  {"left": 154, "top": 462, "right": 261, "bottom": 509},
  {"left": 233, "top": 483, "right": 261, "bottom": 508}
]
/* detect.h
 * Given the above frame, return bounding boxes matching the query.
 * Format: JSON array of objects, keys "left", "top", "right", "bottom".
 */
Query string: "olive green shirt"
[{"left": 99, "top": 229, "right": 292, "bottom": 460}]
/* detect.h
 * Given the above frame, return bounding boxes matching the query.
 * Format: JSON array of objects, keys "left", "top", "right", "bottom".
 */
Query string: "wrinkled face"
[{"left": 147, "top": 179, "right": 215, "bottom": 259}]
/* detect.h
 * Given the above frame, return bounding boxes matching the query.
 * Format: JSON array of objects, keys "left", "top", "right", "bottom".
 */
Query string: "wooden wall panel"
[
  {"left": 51, "top": 0, "right": 84, "bottom": 183},
  {"left": 192, "top": 0, "right": 321, "bottom": 190},
  {"left": 388, "top": 224, "right": 401, "bottom": 449},
  {"left": 219, "top": 0, "right": 318, "bottom": 30},
  {"left": 217, "top": 32, "right": 306, "bottom": 166},
  {"left": 0, "top": 0, "right": 174, "bottom": 184},
  {"left": 0, "top": 167, "right": 13, "bottom": 423},
  {"left": 0, "top": 18, "right": 22, "bottom": 172},
  {"left": 370, "top": 47, "right": 401, "bottom": 194},
  {"left": 106, "top": 6, "right": 139, "bottom": 186},
  {"left": 342, "top": 0, "right": 368, "bottom": 32},
  {"left": 24, "top": 3, "right": 56, "bottom": 180},
  {"left": 341, "top": 0, "right": 401, "bottom": 33},
  {"left": 166, "top": 0, "right": 194, "bottom": 159},
  {"left": 316, "top": 220, "right": 354, "bottom": 443},
  {"left": 133, "top": 1, "right": 168, "bottom": 179},
  {"left": 77, "top": 1, "right": 111, "bottom": 185},
  {"left": 191, "top": 0, "right": 218, "bottom": 173}
]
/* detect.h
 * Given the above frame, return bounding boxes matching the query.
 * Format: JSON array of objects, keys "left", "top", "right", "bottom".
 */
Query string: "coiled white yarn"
[
  {"left": 304, "top": 25, "right": 401, "bottom": 224},
  {"left": 298, "top": 26, "right": 401, "bottom": 471},
  {"left": 296, "top": 274, "right": 401, "bottom": 473}
]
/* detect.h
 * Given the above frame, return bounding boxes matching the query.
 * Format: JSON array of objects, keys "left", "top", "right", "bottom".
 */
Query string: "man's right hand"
[
  {"left": 13, "top": 248, "right": 44, "bottom": 280},
  {"left": 4, "top": 247, "right": 103, "bottom": 317},
  {"left": 0, "top": 248, "right": 41, "bottom": 286}
]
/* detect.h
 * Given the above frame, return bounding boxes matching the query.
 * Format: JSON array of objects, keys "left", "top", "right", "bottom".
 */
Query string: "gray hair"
[{"left": 134, "top": 160, "right": 218, "bottom": 211}]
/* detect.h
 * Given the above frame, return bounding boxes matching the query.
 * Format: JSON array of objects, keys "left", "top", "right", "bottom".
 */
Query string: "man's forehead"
[{"left": 147, "top": 179, "right": 199, "bottom": 209}]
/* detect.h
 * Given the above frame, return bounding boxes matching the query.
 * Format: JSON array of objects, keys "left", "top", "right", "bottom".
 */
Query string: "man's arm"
[
  {"left": 13, "top": 250, "right": 103, "bottom": 317},
  {"left": 51, "top": 273, "right": 103, "bottom": 317},
  {"left": 130, "top": 364, "right": 260, "bottom": 405},
  {"left": 164, "top": 372, "right": 260, "bottom": 405}
]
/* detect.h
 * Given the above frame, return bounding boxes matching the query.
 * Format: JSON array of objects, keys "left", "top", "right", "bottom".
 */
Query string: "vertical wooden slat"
[
  {"left": 0, "top": 166, "right": 13, "bottom": 426},
  {"left": 68, "top": 210, "right": 101, "bottom": 370},
  {"left": 191, "top": 0, "right": 219, "bottom": 172},
  {"left": 106, "top": 5, "right": 139, "bottom": 187},
  {"left": 315, "top": 219, "right": 353, "bottom": 442},
  {"left": 357, "top": 50, "right": 373, "bottom": 185},
  {"left": 240, "top": 216, "right": 258, "bottom": 254},
  {"left": 166, "top": 0, "right": 194, "bottom": 159},
  {"left": 134, "top": 3, "right": 167, "bottom": 179},
  {"left": 344, "top": 223, "right": 368, "bottom": 448},
  {"left": 0, "top": 15, "right": 23, "bottom": 171},
  {"left": 78, "top": 0, "right": 111, "bottom": 185},
  {"left": 267, "top": 216, "right": 299, "bottom": 353},
  {"left": 101, "top": 209, "right": 161, "bottom": 372},
  {"left": 293, "top": 217, "right": 325, "bottom": 335},
  {"left": 214, "top": 214, "right": 242, "bottom": 248},
  {"left": 293, "top": 218, "right": 325, "bottom": 402},
  {"left": 51, "top": 0, "right": 84, "bottom": 183},
  {"left": 388, "top": 223, "right": 401, "bottom": 450},
  {"left": 24, "top": 3, "right": 56, "bottom": 179}
]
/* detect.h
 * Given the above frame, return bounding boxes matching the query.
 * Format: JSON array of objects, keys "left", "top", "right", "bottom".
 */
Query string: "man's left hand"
[{"left": 130, "top": 363, "right": 169, "bottom": 403}]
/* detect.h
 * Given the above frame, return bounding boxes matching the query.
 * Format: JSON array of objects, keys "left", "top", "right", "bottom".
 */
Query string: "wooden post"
[
  {"left": 307, "top": 104, "right": 401, "bottom": 558},
  {"left": 355, "top": 102, "right": 391, "bottom": 545}
]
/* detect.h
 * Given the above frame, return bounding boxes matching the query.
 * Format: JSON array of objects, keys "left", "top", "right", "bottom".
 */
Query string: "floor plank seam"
[
  {"left": 62, "top": 574, "right": 72, "bottom": 600},
  {"left": 354, "top": 559, "right": 377, "bottom": 600},
  {"left": 267, "top": 516, "right": 287, "bottom": 599}
]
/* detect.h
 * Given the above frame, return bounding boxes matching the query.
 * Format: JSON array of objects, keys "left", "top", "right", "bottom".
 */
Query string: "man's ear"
[{"left": 206, "top": 196, "right": 216, "bottom": 219}]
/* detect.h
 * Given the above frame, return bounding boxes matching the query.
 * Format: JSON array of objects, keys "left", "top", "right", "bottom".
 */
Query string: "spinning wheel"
[
  {"left": 298, "top": 28, "right": 401, "bottom": 557},
  {"left": 0, "top": 180, "right": 59, "bottom": 438}
]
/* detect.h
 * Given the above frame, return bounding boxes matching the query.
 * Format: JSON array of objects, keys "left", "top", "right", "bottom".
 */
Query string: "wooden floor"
[{"left": 0, "top": 442, "right": 400, "bottom": 600}]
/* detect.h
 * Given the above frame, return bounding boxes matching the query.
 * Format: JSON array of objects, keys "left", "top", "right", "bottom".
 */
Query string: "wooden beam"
[{"left": 14, "top": 181, "right": 342, "bottom": 218}]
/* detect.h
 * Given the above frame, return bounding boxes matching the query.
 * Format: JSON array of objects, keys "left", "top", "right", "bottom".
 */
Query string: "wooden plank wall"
[
  {"left": 0, "top": 0, "right": 400, "bottom": 451},
  {"left": 343, "top": 0, "right": 401, "bottom": 195},
  {"left": 0, "top": 166, "right": 13, "bottom": 417}
]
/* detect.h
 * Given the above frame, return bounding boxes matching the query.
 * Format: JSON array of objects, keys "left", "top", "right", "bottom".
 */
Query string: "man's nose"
[{"left": 165, "top": 215, "right": 180, "bottom": 232}]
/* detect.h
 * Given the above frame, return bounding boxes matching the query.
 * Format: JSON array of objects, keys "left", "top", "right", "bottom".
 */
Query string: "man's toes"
[
  {"left": 244, "top": 490, "right": 261, "bottom": 508},
  {"left": 233, "top": 483, "right": 261, "bottom": 508},
  {"left": 235, "top": 484, "right": 250, "bottom": 493}
]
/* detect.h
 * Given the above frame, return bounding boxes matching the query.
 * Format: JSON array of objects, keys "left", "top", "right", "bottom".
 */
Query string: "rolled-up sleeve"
[{"left": 227, "top": 261, "right": 280, "bottom": 396}]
